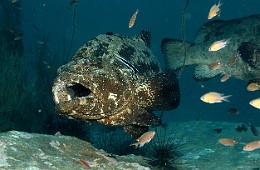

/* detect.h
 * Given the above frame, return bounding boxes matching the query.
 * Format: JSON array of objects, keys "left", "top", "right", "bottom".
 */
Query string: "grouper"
[
  {"left": 52, "top": 30, "right": 180, "bottom": 138},
  {"left": 162, "top": 14, "right": 260, "bottom": 83}
]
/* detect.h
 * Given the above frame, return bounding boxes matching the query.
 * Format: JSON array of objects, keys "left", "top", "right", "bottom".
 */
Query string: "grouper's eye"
[{"left": 66, "top": 83, "right": 92, "bottom": 98}]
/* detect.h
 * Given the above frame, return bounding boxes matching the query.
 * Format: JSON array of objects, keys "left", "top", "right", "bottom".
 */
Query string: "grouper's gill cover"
[{"left": 52, "top": 31, "right": 180, "bottom": 138}]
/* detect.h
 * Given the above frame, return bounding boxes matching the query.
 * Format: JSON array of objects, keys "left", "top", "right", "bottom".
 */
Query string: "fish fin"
[
  {"left": 161, "top": 38, "right": 192, "bottom": 71},
  {"left": 222, "top": 95, "right": 232, "bottom": 102},
  {"left": 124, "top": 125, "right": 149, "bottom": 139},
  {"left": 137, "top": 29, "right": 151, "bottom": 48},
  {"left": 193, "top": 64, "right": 222, "bottom": 81},
  {"left": 146, "top": 72, "right": 180, "bottom": 110}
]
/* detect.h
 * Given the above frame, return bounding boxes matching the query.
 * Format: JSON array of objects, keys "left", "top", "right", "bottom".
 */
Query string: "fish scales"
[
  {"left": 162, "top": 15, "right": 260, "bottom": 83},
  {"left": 52, "top": 31, "right": 180, "bottom": 138}
]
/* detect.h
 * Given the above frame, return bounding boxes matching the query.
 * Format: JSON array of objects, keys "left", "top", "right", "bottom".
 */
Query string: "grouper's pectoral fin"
[
  {"left": 97, "top": 107, "right": 161, "bottom": 138},
  {"left": 123, "top": 125, "right": 149, "bottom": 139},
  {"left": 193, "top": 64, "right": 222, "bottom": 81}
]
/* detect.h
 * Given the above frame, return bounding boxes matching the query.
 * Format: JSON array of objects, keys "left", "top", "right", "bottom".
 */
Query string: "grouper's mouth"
[{"left": 53, "top": 78, "right": 93, "bottom": 105}]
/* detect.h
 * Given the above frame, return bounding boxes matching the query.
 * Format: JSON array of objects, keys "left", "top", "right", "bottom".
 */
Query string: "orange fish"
[
  {"left": 220, "top": 74, "right": 231, "bottom": 82},
  {"left": 249, "top": 98, "right": 260, "bottom": 109},
  {"left": 247, "top": 83, "right": 260, "bottom": 91},
  {"left": 208, "top": 62, "right": 223, "bottom": 70},
  {"left": 218, "top": 138, "right": 238, "bottom": 146},
  {"left": 129, "top": 9, "right": 139, "bottom": 28},
  {"left": 208, "top": 0, "right": 222, "bottom": 19},
  {"left": 200, "top": 92, "right": 231, "bottom": 104},
  {"left": 209, "top": 39, "right": 230, "bottom": 51},
  {"left": 243, "top": 141, "right": 260, "bottom": 151},
  {"left": 130, "top": 131, "right": 155, "bottom": 148}
]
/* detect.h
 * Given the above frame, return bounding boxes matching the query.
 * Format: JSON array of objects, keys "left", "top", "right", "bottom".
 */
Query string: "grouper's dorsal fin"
[
  {"left": 194, "top": 20, "right": 226, "bottom": 44},
  {"left": 137, "top": 29, "right": 151, "bottom": 48}
]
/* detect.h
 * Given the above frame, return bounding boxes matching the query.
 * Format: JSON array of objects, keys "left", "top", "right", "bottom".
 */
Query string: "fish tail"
[
  {"left": 161, "top": 38, "right": 191, "bottom": 71},
  {"left": 222, "top": 95, "right": 232, "bottom": 102}
]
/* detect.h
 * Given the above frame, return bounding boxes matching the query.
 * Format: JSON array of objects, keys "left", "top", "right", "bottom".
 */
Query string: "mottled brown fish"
[
  {"left": 162, "top": 15, "right": 260, "bottom": 83},
  {"left": 52, "top": 31, "right": 180, "bottom": 138},
  {"left": 130, "top": 131, "right": 156, "bottom": 148}
]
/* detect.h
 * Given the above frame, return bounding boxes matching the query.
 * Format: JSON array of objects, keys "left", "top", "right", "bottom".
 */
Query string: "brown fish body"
[
  {"left": 130, "top": 131, "right": 156, "bottom": 148},
  {"left": 52, "top": 31, "right": 180, "bottom": 138},
  {"left": 218, "top": 138, "right": 238, "bottom": 146}
]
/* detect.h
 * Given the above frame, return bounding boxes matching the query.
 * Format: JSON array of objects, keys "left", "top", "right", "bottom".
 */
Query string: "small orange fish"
[
  {"left": 220, "top": 74, "right": 231, "bottom": 82},
  {"left": 209, "top": 39, "right": 230, "bottom": 51},
  {"left": 247, "top": 83, "right": 260, "bottom": 91},
  {"left": 129, "top": 9, "right": 139, "bottom": 28},
  {"left": 249, "top": 98, "right": 260, "bottom": 109},
  {"left": 243, "top": 141, "right": 260, "bottom": 151},
  {"left": 218, "top": 138, "right": 238, "bottom": 146},
  {"left": 130, "top": 131, "right": 155, "bottom": 148},
  {"left": 200, "top": 92, "right": 231, "bottom": 104},
  {"left": 208, "top": 62, "right": 223, "bottom": 71},
  {"left": 208, "top": 0, "right": 222, "bottom": 19},
  {"left": 227, "top": 54, "right": 238, "bottom": 66},
  {"left": 252, "top": 49, "right": 257, "bottom": 62}
]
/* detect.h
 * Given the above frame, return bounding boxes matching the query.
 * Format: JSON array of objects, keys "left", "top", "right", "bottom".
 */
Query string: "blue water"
[{"left": 21, "top": 0, "right": 260, "bottom": 125}]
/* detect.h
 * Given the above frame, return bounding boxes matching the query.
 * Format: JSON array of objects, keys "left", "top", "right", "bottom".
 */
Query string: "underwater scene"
[{"left": 0, "top": 0, "right": 260, "bottom": 169}]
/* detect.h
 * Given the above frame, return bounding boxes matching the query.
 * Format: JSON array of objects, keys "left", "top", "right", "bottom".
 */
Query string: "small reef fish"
[
  {"left": 129, "top": 9, "right": 139, "bottom": 28},
  {"left": 209, "top": 39, "right": 230, "bottom": 51},
  {"left": 208, "top": 0, "right": 222, "bottom": 19},
  {"left": 208, "top": 62, "right": 223, "bottom": 71},
  {"left": 14, "top": 35, "right": 23, "bottom": 41},
  {"left": 220, "top": 74, "right": 231, "bottom": 82},
  {"left": 243, "top": 141, "right": 260, "bottom": 151},
  {"left": 200, "top": 92, "right": 231, "bottom": 104},
  {"left": 249, "top": 122, "right": 258, "bottom": 136},
  {"left": 227, "top": 107, "right": 239, "bottom": 115},
  {"left": 227, "top": 54, "right": 238, "bottom": 66},
  {"left": 130, "top": 131, "right": 156, "bottom": 148},
  {"left": 252, "top": 49, "right": 257, "bottom": 62},
  {"left": 249, "top": 98, "right": 260, "bottom": 109},
  {"left": 218, "top": 138, "right": 238, "bottom": 146},
  {"left": 79, "top": 158, "right": 91, "bottom": 168},
  {"left": 247, "top": 83, "right": 260, "bottom": 91}
]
